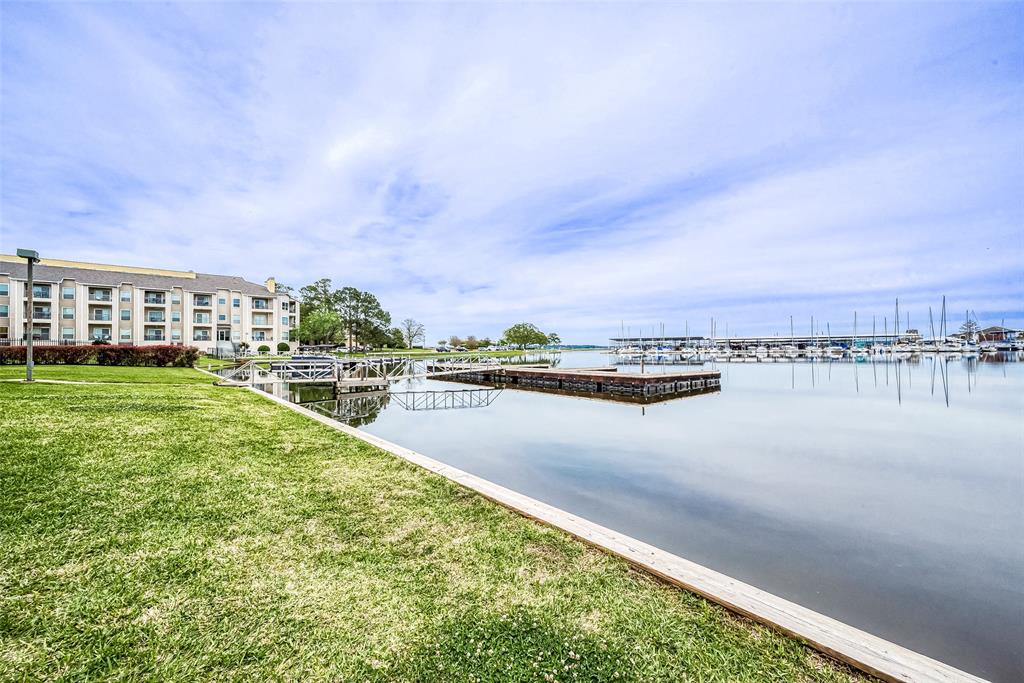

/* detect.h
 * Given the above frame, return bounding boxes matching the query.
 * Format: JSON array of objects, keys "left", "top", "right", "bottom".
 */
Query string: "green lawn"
[
  {"left": 0, "top": 364, "right": 214, "bottom": 384},
  {"left": 0, "top": 366, "right": 867, "bottom": 682}
]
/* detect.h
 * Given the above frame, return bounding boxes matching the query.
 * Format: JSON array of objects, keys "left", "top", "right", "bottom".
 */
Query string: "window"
[
  {"left": 281, "top": 316, "right": 289, "bottom": 326},
  {"left": 171, "top": 329, "right": 181, "bottom": 340},
  {"left": 218, "top": 297, "right": 226, "bottom": 305},
  {"left": 193, "top": 329, "right": 211, "bottom": 341},
  {"left": 62, "top": 307, "right": 74, "bottom": 319},
  {"left": 89, "top": 327, "right": 111, "bottom": 341},
  {"left": 121, "top": 329, "right": 132, "bottom": 340},
  {"left": 232, "top": 298, "right": 241, "bottom": 308},
  {"left": 217, "top": 329, "right": 231, "bottom": 341},
  {"left": 194, "top": 294, "right": 212, "bottom": 307},
  {"left": 63, "top": 287, "right": 75, "bottom": 299},
  {"left": 232, "top": 314, "right": 240, "bottom": 324},
  {"left": 62, "top": 327, "right": 75, "bottom": 340},
  {"left": 282, "top": 331, "right": 289, "bottom": 341},
  {"left": 120, "top": 309, "right": 131, "bottom": 321},
  {"left": 120, "top": 290, "right": 131, "bottom": 302},
  {"left": 0, "top": 305, "right": 7, "bottom": 317},
  {"left": 171, "top": 311, "right": 181, "bottom": 322},
  {"left": 194, "top": 312, "right": 211, "bottom": 324},
  {"left": 33, "top": 284, "right": 51, "bottom": 298},
  {"left": 0, "top": 283, "right": 8, "bottom": 296},
  {"left": 253, "top": 314, "right": 268, "bottom": 326},
  {"left": 144, "top": 292, "right": 165, "bottom": 304},
  {"left": 0, "top": 326, "right": 8, "bottom": 339},
  {"left": 231, "top": 330, "right": 240, "bottom": 341},
  {"left": 218, "top": 314, "right": 226, "bottom": 321},
  {"left": 171, "top": 294, "right": 181, "bottom": 304}
]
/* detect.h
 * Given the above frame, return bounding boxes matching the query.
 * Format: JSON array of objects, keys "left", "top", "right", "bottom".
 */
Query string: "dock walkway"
[{"left": 446, "top": 365, "right": 721, "bottom": 400}]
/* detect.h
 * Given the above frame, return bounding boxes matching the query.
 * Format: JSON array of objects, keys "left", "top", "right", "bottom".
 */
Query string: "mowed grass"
[
  {"left": 0, "top": 367, "right": 869, "bottom": 682},
  {"left": 0, "top": 364, "right": 214, "bottom": 384}
]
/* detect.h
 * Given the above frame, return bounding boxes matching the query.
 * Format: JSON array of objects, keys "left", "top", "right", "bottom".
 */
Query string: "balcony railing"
[
  {"left": 145, "top": 315, "right": 166, "bottom": 323},
  {"left": 194, "top": 297, "right": 212, "bottom": 307},
  {"left": 144, "top": 334, "right": 165, "bottom": 341},
  {"left": 144, "top": 296, "right": 166, "bottom": 305},
  {"left": 89, "top": 292, "right": 113, "bottom": 302},
  {"left": 253, "top": 301, "right": 270, "bottom": 310},
  {"left": 32, "top": 311, "right": 52, "bottom": 320},
  {"left": 90, "top": 314, "right": 112, "bottom": 322},
  {"left": 32, "top": 288, "right": 52, "bottom": 299}
]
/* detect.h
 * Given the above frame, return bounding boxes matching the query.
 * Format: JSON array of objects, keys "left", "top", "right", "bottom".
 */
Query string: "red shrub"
[{"left": 0, "top": 344, "right": 201, "bottom": 366}]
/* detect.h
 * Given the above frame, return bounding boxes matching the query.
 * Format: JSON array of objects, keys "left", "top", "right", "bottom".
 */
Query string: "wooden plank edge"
[{"left": 236, "top": 383, "right": 987, "bottom": 683}]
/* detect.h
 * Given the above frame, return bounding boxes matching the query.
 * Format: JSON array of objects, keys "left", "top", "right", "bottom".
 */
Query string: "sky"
[{"left": 1, "top": 3, "right": 1021, "bottom": 344}]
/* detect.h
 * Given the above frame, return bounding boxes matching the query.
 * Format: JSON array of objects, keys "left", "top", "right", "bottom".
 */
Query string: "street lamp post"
[{"left": 17, "top": 249, "right": 41, "bottom": 382}]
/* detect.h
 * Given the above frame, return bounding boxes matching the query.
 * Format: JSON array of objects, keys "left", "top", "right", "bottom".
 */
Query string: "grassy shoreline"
[{"left": 0, "top": 365, "right": 867, "bottom": 681}]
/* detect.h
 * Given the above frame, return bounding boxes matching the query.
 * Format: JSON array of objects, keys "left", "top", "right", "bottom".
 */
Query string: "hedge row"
[{"left": 0, "top": 345, "right": 200, "bottom": 367}]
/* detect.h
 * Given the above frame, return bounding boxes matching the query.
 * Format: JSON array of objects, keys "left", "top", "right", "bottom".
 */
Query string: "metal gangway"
[{"left": 215, "top": 355, "right": 504, "bottom": 387}]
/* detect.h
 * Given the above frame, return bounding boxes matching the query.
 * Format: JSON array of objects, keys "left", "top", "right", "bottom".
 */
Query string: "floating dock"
[{"left": 442, "top": 365, "right": 721, "bottom": 402}]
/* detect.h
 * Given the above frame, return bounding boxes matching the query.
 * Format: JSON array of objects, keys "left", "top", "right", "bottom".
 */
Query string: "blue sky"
[{"left": 1, "top": 2, "right": 1021, "bottom": 343}]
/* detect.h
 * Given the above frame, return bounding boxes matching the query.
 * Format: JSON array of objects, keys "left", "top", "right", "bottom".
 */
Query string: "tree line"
[
  {"left": 295, "top": 279, "right": 407, "bottom": 349},
  {"left": 289, "top": 279, "right": 559, "bottom": 352}
]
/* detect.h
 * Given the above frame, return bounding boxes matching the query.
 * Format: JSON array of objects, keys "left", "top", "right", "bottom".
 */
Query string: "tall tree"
[
  {"left": 502, "top": 322, "right": 549, "bottom": 349},
  {"left": 400, "top": 318, "right": 425, "bottom": 348}
]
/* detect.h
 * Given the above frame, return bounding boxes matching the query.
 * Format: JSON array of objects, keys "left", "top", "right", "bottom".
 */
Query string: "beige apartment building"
[{"left": 0, "top": 255, "right": 299, "bottom": 354}]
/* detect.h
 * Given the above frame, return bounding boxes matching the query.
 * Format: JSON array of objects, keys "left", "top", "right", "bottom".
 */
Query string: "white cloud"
[{"left": 1, "top": 2, "right": 1021, "bottom": 342}]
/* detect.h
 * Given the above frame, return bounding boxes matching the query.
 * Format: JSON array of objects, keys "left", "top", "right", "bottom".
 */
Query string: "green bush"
[
  {"left": 257, "top": 345, "right": 271, "bottom": 354},
  {"left": 277, "top": 342, "right": 290, "bottom": 353}
]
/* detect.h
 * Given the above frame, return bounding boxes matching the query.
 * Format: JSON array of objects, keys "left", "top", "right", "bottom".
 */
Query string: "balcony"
[
  {"left": 144, "top": 331, "right": 166, "bottom": 341},
  {"left": 88, "top": 290, "right": 113, "bottom": 303},
  {"left": 193, "top": 295, "right": 212, "bottom": 307},
  {"left": 89, "top": 312, "right": 112, "bottom": 322},
  {"left": 31, "top": 287, "right": 52, "bottom": 299},
  {"left": 31, "top": 310, "right": 52, "bottom": 320},
  {"left": 194, "top": 314, "right": 212, "bottom": 325},
  {"left": 144, "top": 294, "right": 166, "bottom": 305},
  {"left": 145, "top": 314, "right": 166, "bottom": 323}
]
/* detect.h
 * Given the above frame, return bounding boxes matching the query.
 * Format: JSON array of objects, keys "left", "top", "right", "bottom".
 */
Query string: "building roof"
[{"left": 0, "top": 256, "right": 279, "bottom": 296}]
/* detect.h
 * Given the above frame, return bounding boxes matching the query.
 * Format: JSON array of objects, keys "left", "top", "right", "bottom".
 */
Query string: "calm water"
[{"left": 285, "top": 352, "right": 1023, "bottom": 681}]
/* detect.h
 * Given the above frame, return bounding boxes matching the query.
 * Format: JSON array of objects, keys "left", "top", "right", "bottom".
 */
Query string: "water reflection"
[{"left": 308, "top": 351, "right": 1024, "bottom": 682}]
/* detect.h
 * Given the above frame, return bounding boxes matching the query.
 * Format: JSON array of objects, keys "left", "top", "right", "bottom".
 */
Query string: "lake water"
[{"left": 282, "top": 352, "right": 1023, "bottom": 682}]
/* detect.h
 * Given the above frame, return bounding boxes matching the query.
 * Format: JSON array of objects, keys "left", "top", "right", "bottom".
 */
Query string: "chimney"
[{"left": 265, "top": 277, "right": 276, "bottom": 293}]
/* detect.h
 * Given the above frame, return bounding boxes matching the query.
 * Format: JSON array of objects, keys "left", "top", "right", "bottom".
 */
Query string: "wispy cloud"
[{"left": 2, "top": 2, "right": 1021, "bottom": 341}]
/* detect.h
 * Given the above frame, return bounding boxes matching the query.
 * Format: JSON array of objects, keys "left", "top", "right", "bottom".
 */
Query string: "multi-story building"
[{"left": 0, "top": 254, "right": 299, "bottom": 354}]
